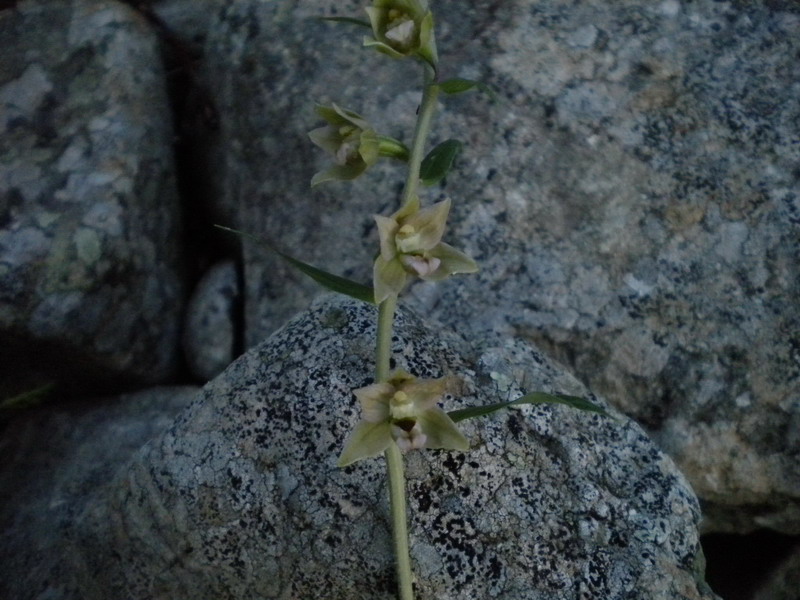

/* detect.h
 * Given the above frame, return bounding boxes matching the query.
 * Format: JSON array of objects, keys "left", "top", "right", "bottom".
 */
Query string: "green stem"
[
  {"left": 378, "top": 62, "right": 442, "bottom": 600},
  {"left": 376, "top": 295, "right": 397, "bottom": 381},
  {"left": 386, "top": 442, "right": 413, "bottom": 600},
  {"left": 401, "top": 65, "right": 439, "bottom": 207}
]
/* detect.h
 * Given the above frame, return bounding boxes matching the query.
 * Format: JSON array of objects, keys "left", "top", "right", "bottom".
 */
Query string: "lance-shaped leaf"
[
  {"left": 420, "top": 139, "right": 462, "bottom": 186},
  {"left": 439, "top": 77, "right": 498, "bottom": 100},
  {"left": 215, "top": 225, "right": 375, "bottom": 304},
  {"left": 318, "top": 16, "right": 372, "bottom": 28},
  {"left": 0, "top": 382, "right": 55, "bottom": 412},
  {"left": 448, "top": 392, "right": 616, "bottom": 423}
]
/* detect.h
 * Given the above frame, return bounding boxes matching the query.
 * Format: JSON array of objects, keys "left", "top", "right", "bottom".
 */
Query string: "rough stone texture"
[
  {"left": 0, "top": 0, "right": 185, "bottom": 394},
  {"left": 752, "top": 544, "right": 800, "bottom": 600},
  {"left": 151, "top": 0, "right": 227, "bottom": 42},
  {"left": 20, "top": 295, "right": 717, "bottom": 600},
  {"left": 0, "top": 385, "right": 199, "bottom": 600},
  {"left": 200, "top": 0, "right": 800, "bottom": 533},
  {"left": 182, "top": 259, "right": 240, "bottom": 381}
]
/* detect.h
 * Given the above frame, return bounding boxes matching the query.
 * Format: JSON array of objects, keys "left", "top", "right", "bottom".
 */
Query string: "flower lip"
[{"left": 384, "top": 14, "right": 417, "bottom": 50}]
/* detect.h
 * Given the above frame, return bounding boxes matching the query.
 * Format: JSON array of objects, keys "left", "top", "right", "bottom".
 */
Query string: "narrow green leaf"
[
  {"left": 439, "top": 78, "right": 480, "bottom": 94},
  {"left": 215, "top": 225, "right": 375, "bottom": 304},
  {"left": 0, "top": 382, "right": 55, "bottom": 412},
  {"left": 420, "top": 139, "right": 462, "bottom": 186},
  {"left": 448, "top": 392, "right": 615, "bottom": 423},
  {"left": 439, "top": 78, "right": 498, "bottom": 100},
  {"left": 318, "top": 16, "right": 372, "bottom": 28},
  {"left": 516, "top": 392, "right": 615, "bottom": 417}
]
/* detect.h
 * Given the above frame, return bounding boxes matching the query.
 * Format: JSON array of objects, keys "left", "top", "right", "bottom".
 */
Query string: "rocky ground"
[{"left": 1, "top": 0, "right": 798, "bottom": 598}]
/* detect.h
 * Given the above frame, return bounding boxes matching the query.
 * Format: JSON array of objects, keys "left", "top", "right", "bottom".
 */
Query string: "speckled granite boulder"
[
  {"left": 199, "top": 0, "right": 800, "bottom": 533},
  {"left": 182, "top": 259, "right": 240, "bottom": 381},
  {"left": 0, "top": 0, "right": 184, "bottom": 392},
  {"left": 0, "top": 386, "right": 199, "bottom": 600},
  {"left": 32, "top": 295, "right": 717, "bottom": 600}
]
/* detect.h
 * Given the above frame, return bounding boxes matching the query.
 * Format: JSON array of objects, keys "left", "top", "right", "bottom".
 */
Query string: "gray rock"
[
  {"left": 151, "top": 0, "right": 228, "bottom": 42},
  {"left": 0, "top": 385, "right": 199, "bottom": 600},
  {"left": 200, "top": 0, "right": 800, "bottom": 533},
  {"left": 752, "top": 544, "right": 800, "bottom": 600},
  {"left": 31, "top": 295, "right": 716, "bottom": 600},
  {"left": 182, "top": 259, "right": 240, "bottom": 381},
  {"left": 0, "top": 0, "right": 185, "bottom": 392}
]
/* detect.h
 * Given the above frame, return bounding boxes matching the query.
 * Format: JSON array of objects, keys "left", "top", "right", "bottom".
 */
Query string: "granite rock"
[
  {"left": 34, "top": 295, "right": 718, "bottom": 600},
  {"left": 199, "top": 0, "right": 800, "bottom": 533},
  {"left": 182, "top": 259, "right": 240, "bottom": 381},
  {"left": 752, "top": 543, "right": 800, "bottom": 600},
  {"left": 0, "top": 0, "right": 185, "bottom": 393},
  {"left": 0, "top": 385, "right": 199, "bottom": 600}
]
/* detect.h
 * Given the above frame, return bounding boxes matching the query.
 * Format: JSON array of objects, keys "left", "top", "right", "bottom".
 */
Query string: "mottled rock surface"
[
  {"left": 0, "top": 386, "right": 199, "bottom": 600},
  {"left": 32, "top": 296, "right": 717, "bottom": 600},
  {"left": 0, "top": 0, "right": 185, "bottom": 393},
  {"left": 200, "top": 0, "right": 800, "bottom": 533},
  {"left": 182, "top": 259, "right": 240, "bottom": 380},
  {"left": 752, "top": 543, "right": 800, "bottom": 600}
]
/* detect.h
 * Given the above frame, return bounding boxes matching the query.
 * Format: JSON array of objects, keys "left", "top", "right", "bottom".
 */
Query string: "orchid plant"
[{"left": 220, "top": 1, "right": 610, "bottom": 598}]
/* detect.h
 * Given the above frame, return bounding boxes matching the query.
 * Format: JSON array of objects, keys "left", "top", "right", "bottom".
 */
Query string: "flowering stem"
[
  {"left": 376, "top": 295, "right": 397, "bottom": 382},
  {"left": 401, "top": 64, "right": 439, "bottom": 208},
  {"left": 378, "top": 62, "right": 440, "bottom": 600},
  {"left": 386, "top": 443, "right": 413, "bottom": 600},
  {"left": 377, "top": 296, "right": 413, "bottom": 599}
]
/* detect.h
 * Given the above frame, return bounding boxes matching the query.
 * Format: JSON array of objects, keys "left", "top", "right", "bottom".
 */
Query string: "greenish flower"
[
  {"left": 309, "top": 104, "right": 409, "bottom": 187},
  {"left": 308, "top": 104, "right": 380, "bottom": 187},
  {"left": 338, "top": 370, "right": 468, "bottom": 467},
  {"left": 364, "top": 0, "right": 438, "bottom": 68},
  {"left": 373, "top": 196, "right": 478, "bottom": 303}
]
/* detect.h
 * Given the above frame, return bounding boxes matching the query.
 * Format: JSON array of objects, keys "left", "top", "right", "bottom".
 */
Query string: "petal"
[
  {"left": 363, "top": 36, "right": 408, "bottom": 59},
  {"left": 424, "top": 242, "right": 478, "bottom": 279},
  {"left": 416, "top": 10, "right": 438, "bottom": 68},
  {"left": 401, "top": 198, "right": 450, "bottom": 251},
  {"left": 364, "top": 6, "right": 385, "bottom": 38},
  {"left": 331, "top": 103, "right": 371, "bottom": 132},
  {"left": 392, "top": 194, "right": 421, "bottom": 221},
  {"left": 374, "top": 214, "right": 400, "bottom": 260},
  {"left": 310, "top": 164, "right": 366, "bottom": 187},
  {"left": 399, "top": 376, "right": 446, "bottom": 409},
  {"left": 308, "top": 126, "right": 342, "bottom": 156},
  {"left": 358, "top": 129, "right": 380, "bottom": 166},
  {"left": 387, "top": 370, "right": 415, "bottom": 386},
  {"left": 314, "top": 104, "right": 347, "bottom": 126},
  {"left": 373, "top": 255, "right": 408, "bottom": 303},
  {"left": 390, "top": 0, "right": 425, "bottom": 17},
  {"left": 338, "top": 421, "right": 392, "bottom": 467},
  {"left": 417, "top": 407, "right": 469, "bottom": 451},
  {"left": 354, "top": 382, "right": 393, "bottom": 422}
]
